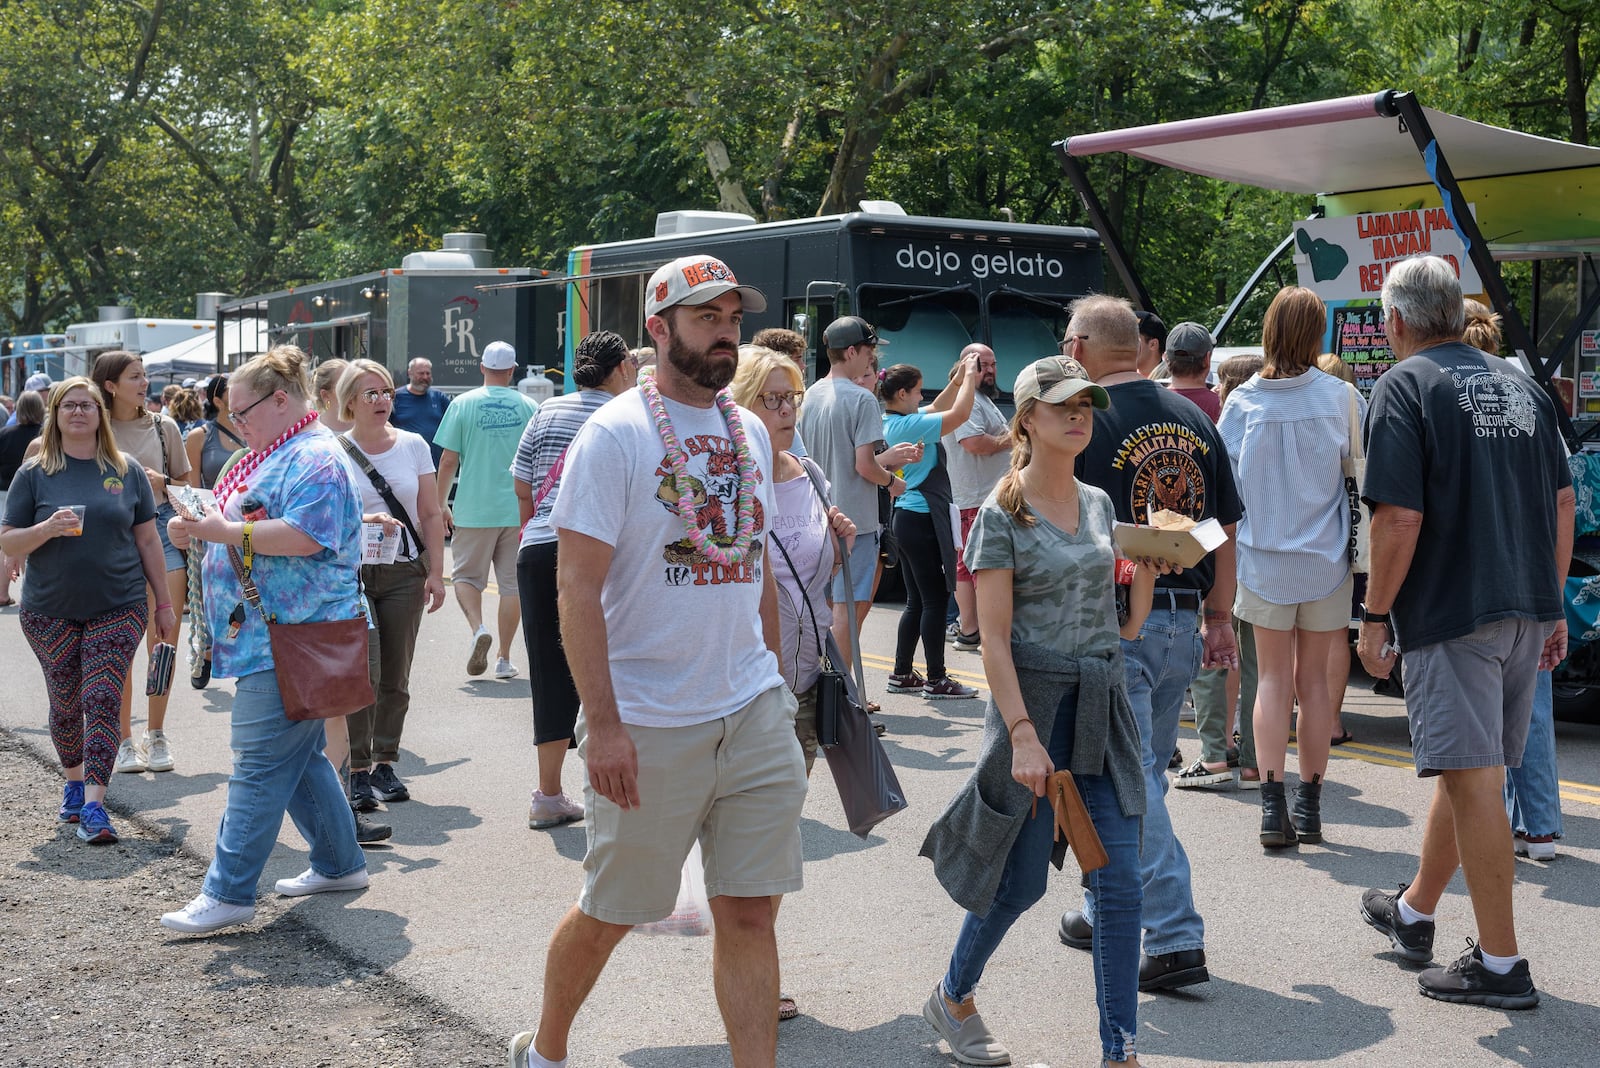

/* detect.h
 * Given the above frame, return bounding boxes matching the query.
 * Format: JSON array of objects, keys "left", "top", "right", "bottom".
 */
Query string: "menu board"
[{"left": 1329, "top": 301, "right": 1393, "bottom": 397}]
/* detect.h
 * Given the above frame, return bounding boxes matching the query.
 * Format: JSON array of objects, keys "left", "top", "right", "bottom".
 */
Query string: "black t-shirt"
[
  {"left": 1075, "top": 378, "right": 1244, "bottom": 595},
  {"left": 0, "top": 422, "right": 43, "bottom": 489},
  {"left": 2, "top": 456, "right": 156, "bottom": 619},
  {"left": 1362, "top": 341, "right": 1570, "bottom": 649}
]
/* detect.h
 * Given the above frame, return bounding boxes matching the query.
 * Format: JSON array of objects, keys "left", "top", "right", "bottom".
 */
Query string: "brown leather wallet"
[{"left": 1047, "top": 769, "right": 1109, "bottom": 873}]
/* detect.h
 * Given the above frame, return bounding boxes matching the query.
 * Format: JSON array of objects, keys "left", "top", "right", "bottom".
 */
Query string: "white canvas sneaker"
[
  {"left": 143, "top": 729, "right": 174, "bottom": 772},
  {"left": 160, "top": 894, "right": 255, "bottom": 934},
  {"left": 273, "top": 867, "right": 370, "bottom": 897},
  {"left": 494, "top": 657, "right": 519, "bottom": 680},
  {"left": 113, "top": 737, "right": 147, "bottom": 774},
  {"left": 467, "top": 625, "right": 492, "bottom": 676}
]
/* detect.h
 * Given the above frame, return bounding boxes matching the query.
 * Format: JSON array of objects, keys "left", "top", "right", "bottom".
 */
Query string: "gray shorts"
[{"left": 1402, "top": 617, "right": 1552, "bottom": 777}]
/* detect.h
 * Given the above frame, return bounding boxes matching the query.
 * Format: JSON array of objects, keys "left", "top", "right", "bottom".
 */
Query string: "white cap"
[
  {"left": 482, "top": 341, "right": 517, "bottom": 370},
  {"left": 645, "top": 255, "right": 767, "bottom": 318}
]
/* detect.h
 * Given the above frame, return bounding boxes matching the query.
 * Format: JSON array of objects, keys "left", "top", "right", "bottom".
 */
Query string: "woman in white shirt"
[
  {"left": 335, "top": 360, "right": 447, "bottom": 823},
  {"left": 1217, "top": 286, "right": 1360, "bottom": 850}
]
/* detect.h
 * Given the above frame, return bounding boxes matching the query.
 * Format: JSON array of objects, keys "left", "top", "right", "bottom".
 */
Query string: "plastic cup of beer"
[{"left": 66, "top": 505, "right": 85, "bottom": 536}]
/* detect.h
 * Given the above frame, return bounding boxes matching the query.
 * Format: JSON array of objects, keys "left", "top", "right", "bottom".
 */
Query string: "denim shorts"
[
  {"left": 830, "top": 530, "right": 879, "bottom": 603},
  {"left": 155, "top": 501, "right": 184, "bottom": 572}
]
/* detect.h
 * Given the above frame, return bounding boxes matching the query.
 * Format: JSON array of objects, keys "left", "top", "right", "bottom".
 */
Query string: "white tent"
[{"left": 141, "top": 318, "right": 269, "bottom": 384}]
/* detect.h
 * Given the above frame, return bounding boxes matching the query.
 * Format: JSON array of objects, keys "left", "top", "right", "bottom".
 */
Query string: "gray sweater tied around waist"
[{"left": 918, "top": 639, "right": 1146, "bottom": 918}]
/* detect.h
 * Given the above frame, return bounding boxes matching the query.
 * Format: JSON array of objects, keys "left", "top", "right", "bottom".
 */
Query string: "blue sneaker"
[
  {"left": 59, "top": 781, "right": 85, "bottom": 823},
  {"left": 76, "top": 801, "right": 118, "bottom": 844}
]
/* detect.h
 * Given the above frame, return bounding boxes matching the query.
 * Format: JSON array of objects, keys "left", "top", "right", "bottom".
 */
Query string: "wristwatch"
[{"left": 1359, "top": 603, "right": 1390, "bottom": 625}]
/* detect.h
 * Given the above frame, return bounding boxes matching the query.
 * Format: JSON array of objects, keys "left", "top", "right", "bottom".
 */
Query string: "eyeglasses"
[
  {"left": 1060, "top": 334, "right": 1089, "bottom": 354},
  {"left": 361, "top": 388, "right": 396, "bottom": 403},
  {"left": 232, "top": 389, "right": 280, "bottom": 427},
  {"left": 59, "top": 401, "right": 100, "bottom": 415},
  {"left": 758, "top": 390, "right": 804, "bottom": 411}
]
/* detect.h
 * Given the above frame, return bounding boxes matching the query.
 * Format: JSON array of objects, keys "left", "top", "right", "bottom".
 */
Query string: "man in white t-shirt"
[
  {"left": 940, "top": 343, "right": 1010, "bottom": 648},
  {"left": 511, "top": 255, "right": 806, "bottom": 1068}
]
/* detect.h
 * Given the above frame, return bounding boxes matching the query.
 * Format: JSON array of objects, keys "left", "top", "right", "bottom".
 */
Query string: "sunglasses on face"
[{"left": 362, "top": 388, "right": 396, "bottom": 403}]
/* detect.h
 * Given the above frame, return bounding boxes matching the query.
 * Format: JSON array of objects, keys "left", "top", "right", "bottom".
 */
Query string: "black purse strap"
[
  {"left": 338, "top": 434, "right": 425, "bottom": 559},
  {"left": 768, "top": 530, "right": 829, "bottom": 667}
]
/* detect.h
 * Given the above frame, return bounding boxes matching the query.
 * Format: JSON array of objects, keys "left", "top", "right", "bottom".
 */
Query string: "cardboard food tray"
[{"left": 1113, "top": 517, "right": 1228, "bottom": 569}]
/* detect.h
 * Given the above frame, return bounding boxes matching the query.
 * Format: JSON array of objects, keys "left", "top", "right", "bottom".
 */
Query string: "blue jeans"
[
  {"left": 1505, "top": 669, "right": 1563, "bottom": 838},
  {"left": 202, "top": 671, "right": 366, "bottom": 905},
  {"left": 942, "top": 683, "right": 1142, "bottom": 1061},
  {"left": 1083, "top": 606, "right": 1206, "bottom": 954}
]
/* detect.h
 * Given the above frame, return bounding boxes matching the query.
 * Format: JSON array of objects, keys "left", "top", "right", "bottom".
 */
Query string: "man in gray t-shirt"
[
  {"left": 797, "top": 315, "right": 907, "bottom": 666},
  {"left": 940, "top": 343, "right": 1011, "bottom": 645}
]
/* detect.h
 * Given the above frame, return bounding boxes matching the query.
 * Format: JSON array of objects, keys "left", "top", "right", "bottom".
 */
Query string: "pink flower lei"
[
  {"left": 213, "top": 410, "right": 320, "bottom": 509},
  {"left": 639, "top": 370, "right": 760, "bottom": 566}
]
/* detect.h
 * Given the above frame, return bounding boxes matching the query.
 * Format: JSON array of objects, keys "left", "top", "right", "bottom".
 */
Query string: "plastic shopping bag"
[{"left": 633, "top": 842, "right": 714, "bottom": 937}]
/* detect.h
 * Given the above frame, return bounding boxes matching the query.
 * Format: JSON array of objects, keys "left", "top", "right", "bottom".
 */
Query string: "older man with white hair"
[{"left": 1357, "top": 255, "right": 1572, "bottom": 1009}]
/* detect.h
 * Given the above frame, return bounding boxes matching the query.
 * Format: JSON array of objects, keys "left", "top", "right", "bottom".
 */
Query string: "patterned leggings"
[{"left": 22, "top": 603, "right": 148, "bottom": 785}]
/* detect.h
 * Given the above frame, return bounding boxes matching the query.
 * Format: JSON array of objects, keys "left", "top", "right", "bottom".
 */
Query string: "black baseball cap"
[{"left": 823, "top": 315, "right": 885, "bottom": 349}]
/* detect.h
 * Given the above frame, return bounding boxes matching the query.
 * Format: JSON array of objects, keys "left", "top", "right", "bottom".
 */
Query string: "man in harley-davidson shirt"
[{"left": 1056, "top": 294, "right": 1242, "bottom": 995}]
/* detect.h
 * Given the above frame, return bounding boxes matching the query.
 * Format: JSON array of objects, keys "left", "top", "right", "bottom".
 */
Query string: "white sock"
[
  {"left": 1397, "top": 895, "right": 1434, "bottom": 925},
  {"left": 1479, "top": 948, "right": 1522, "bottom": 975},
  {"left": 525, "top": 1042, "right": 565, "bottom": 1068}
]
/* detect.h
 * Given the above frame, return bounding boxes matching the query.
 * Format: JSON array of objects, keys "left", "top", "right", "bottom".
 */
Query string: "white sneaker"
[
  {"left": 467, "top": 625, "right": 492, "bottom": 676},
  {"left": 143, "top": 729, "right": 174, "bottom": 772},
  {"left": 273, "top": 866, "right": 370, "bottom": 897},
  {"left": 160, "top": 893, "right": 256, "bottom": 934},
  {"left": 528, "top": 790, "right": 584, "bottom": 830},
  {"left": 113, "top": 738, "right": 148, "bottom": 774},
  {"left": 494, "top": 657, "right": 519, "bottom": 680}
]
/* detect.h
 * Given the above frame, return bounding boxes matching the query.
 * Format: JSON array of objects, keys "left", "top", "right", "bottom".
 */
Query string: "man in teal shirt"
[{"left": 434, "top": 341, "right": 539, "bottom": 679}]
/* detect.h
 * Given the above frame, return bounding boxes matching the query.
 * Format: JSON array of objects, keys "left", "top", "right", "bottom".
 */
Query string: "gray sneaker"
[
  {"left": 113, "top": 738, "right": 147, "bottom": 774},
  {"left": 921, "top": 984, "right": 1010, "bottom": 1066},
  {"left": 143, "top": 729, "right": 174, "bottom": 773}
]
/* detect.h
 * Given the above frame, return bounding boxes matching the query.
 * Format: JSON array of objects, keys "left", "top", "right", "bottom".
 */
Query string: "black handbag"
[{"left": 768, "top": 532, "right": 852, "bottom": 748}]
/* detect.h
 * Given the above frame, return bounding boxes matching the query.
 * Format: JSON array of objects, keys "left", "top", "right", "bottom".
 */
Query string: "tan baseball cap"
[{"left": 1012, "top": 355, "right": 1110, "bottom": 409}]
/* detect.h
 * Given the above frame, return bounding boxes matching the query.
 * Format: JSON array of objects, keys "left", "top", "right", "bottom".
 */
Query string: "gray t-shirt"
[
  {"left": 944, "top": 391, "right": 1011, "bottom": 509},
  {"left": 797, "top": 377, "right": 884, "bottom": 535},
  {"left": 3, "top": 456, "right": 157, "bottom": 619},
  {"left": 964, "top": 482, "right": 1121, "bottom": 658},
  {"left": 1362, "top": 341, "right": 1569, "bottom": 649}
]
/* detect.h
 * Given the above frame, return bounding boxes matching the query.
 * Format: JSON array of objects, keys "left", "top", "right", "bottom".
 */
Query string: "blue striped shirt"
[
  {"left": 511, "top": 389, "right": 614, "bottom": 547},
  {"left": 1217, "top": 369, "right": 1362, "bottom": 605}
]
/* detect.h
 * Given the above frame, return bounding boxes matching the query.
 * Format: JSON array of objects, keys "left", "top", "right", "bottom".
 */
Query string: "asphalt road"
[{"left": 2, "top": 583, "right": 1598, "bottom": 1068}]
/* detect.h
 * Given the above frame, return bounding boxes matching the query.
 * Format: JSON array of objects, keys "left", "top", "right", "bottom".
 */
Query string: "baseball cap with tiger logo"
[{"left": 644, "top": 255, "right": 768, "bottom": 318}]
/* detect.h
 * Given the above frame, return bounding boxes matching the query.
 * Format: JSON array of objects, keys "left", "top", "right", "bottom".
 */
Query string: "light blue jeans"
[
  {"left": 1505, "top": 669, "right": 1563, "bottom": 839},
  {"left": 1082, "top": 606, "right": 1206, "bottom": 955},
  {"left": 943, "top": 683, "right": 1142, "bottom": 1062},
  {"left": 202, "top": 671, "right": 366, "bottom": 905}
]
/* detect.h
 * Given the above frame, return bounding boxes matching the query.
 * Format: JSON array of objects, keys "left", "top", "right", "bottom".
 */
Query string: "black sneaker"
[
  {"left": 354, "top": 812, "right": 392, "bottom": 846},
  {"left": 1168, "top": 746, "right": 1184, "bottom": 770},
  {"left": 1419, "top": 941, "right": 1539, "bottom": 1009},
  {"left": 369, "top": 763, "right": 410, "bottom": 803},
  {"left": 349, "top": 770, "right": 379, "bottom": 813},
  {"left": 190, "top": 654, "right": 211, "bottom": 689},
  {"left": 1361, "top": 884, "right": 1435, "bottom": 963}
]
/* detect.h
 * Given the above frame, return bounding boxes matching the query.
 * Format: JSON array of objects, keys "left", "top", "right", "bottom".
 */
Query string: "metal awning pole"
[
  {"left": 1377, "top": 90, "right": 1577, "bottom": 443},
  {"left": 1053, "top": 141, "right": 1155, "bottom": 311}
]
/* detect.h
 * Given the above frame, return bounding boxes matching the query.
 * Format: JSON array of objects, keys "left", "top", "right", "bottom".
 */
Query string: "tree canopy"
[{"left": 1, "top": 0, "right": 1594, "bottom": 335}]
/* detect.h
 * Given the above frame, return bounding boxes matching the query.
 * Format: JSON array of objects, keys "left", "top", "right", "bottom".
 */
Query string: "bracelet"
[
  {"left": 1007, "top": 718, "right": 1034, "bottom": 742},
  {"left": 155, "top": 602, "right": 173, "bottom": 612}
]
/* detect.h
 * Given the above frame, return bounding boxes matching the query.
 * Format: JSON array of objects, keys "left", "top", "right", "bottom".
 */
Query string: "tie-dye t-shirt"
[{"left": 202, "top": 424, "right": 365, "bottom": 679}]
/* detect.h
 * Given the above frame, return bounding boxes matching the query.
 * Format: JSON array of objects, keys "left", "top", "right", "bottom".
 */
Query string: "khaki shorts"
[
  {"left": 450, "top": 526, "right": 519, "bottom": 594},
  {"left": 577, "top": 684, "right": 808, "bottom": 925},
  {"left": 1234, "top": 572, "right": 1354, "bottom": 633}
]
